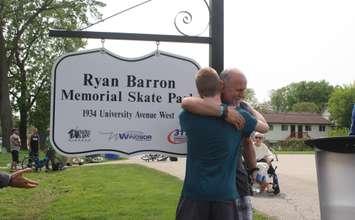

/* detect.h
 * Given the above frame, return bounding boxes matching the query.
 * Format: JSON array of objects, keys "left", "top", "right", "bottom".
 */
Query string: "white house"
[{"left": 262, "top": 112, "right": 332, "bottom": 143}]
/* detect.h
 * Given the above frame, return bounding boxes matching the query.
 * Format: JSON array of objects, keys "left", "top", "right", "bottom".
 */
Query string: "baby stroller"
[{"left": 251, "top": 149, "right": 280, "bottom": 195}]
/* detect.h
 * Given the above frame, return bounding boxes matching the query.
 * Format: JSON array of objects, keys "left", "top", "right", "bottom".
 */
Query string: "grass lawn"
[
  {"left": 275, "top": 150, "right": 314, "bottom": 154},
  {"left": 0, "top": 150, "right": 30, "bottom": 167},
  {"left": 1, "top": 151, "right": 270, "bottom": 219},
  {"left": 1, "top": 164, "right": 182, "bottom": 219}
]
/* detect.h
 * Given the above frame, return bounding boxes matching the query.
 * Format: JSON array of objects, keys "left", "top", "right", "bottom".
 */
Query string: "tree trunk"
[
  {"left": 19, "top": 107, "right": 28, "bottom": 150},
  {"left": 18, "top": 61, "right": 28, "bottom": 150},
  {"left": 0, "top": 28, "right": 13, "bottom": 152}
]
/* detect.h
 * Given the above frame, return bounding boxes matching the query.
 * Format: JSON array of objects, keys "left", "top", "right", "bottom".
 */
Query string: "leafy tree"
[
  {"left": 1, "top": 0, "right": 104, "bottom": 149},
  {"left": 291, "top": 102, "right": 319, "bottom": 113},
  {"left": 270, "top": 80, "right": 334, "bottom": 113},
  {"left": 244, "top": 88, "right": 258, "bottom": 107},
  {"left": 254, "top": 101, "right": 273, "bottom": 113},
  {"left": 328, "top": 85, "right": 355, "bottom": 128},
  {"left": 270, "top": 87, "right": 288, "bottom": 112}
]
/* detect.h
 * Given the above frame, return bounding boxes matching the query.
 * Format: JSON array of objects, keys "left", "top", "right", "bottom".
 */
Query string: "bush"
[
  {"left": 328, "top": 127, "right": 349, "bottom": 137},
  {"left": 277, "top": 138, "right": 313, "bottom": 151}
]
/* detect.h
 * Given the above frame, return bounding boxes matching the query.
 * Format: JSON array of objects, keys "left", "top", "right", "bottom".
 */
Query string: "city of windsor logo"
[{"left": 68, "top": 127, "right": 91, "bottom": 142}]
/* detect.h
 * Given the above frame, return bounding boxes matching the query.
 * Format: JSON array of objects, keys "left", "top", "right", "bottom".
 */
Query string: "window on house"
[
  {"left": 319, "top": 125, "right": 326, "bottom": 132},
  {"left": 305, "top": 125, "right": 312, "bottom": 131},
  {"left": 269, "top": 124, "right": 274, "bottom": 130},
  {"left": 281, "top": 125, "right": 288, "bottom": 131}
]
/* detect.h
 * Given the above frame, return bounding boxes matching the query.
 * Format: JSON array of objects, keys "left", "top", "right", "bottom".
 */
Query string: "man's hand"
[
  {"left": 225, "top": 106, "right": 245, "bottom": 129},
  {"left": 9, "top": 168, "right": 39, "bottom": 188}
]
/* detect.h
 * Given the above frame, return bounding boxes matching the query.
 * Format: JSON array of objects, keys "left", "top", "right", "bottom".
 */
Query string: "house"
[{"left": 262, "top": 112, "right": 332, "bottom": 143}]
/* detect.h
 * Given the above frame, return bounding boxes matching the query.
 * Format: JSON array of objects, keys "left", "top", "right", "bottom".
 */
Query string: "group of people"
[
  {"left": 9, "top": 127, "right": 40, "bottom": 171},
  {"left": 176, "top": 67, "right": 271, "bottom": 220},
  {"left": 0, "top": 127, "right": 42, "bottom": 189}
]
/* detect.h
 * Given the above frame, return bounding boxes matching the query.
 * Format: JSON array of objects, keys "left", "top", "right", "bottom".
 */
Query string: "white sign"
[{"left": 51, "top": 48, "right": 199, "bottom": 157}]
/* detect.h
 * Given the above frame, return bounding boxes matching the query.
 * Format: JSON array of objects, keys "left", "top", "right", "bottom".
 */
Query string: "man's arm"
[
  {"left": 181, "top": 97, "right": 220, "bottom": 116},
  {"left": 181, "top": 97, "right": 245, "bottom": 129},
  {"left": 242, "top": 138, "right": 256, "bottom": 171},
  {"left": 0, "top": 172, "right": 11, "bottom": 188}
]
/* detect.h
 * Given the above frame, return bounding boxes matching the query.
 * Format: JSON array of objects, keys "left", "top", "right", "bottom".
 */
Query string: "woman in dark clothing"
[{"left": 27, "top": 127, "right": 40, "bottom": 165}]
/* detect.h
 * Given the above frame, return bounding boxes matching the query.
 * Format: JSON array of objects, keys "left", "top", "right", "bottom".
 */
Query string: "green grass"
[
  {"left": 275, "top": 150, "right": 314, "bottom": 154},
  {"left": 253, "top": 210, "right": 277, "bottom": 220},
  {"left": 0, "top": 164, "right": 182, "bottom": 220},
  {"left": 0, "top": 149, "right": 30, "bottom": 167},
  {"left": 1, "top": 152, "right": 271, "bottom": 219}
]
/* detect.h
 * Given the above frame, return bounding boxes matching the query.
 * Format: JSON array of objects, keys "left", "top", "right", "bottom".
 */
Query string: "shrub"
[
  {"left": 328, "top": 127, "right": 349, "bottom": 137},
  {"left": 277, "top": 138, "right": 313, "bottom": 151}
]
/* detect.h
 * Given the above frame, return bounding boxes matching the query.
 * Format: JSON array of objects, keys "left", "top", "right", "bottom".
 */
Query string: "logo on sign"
[
  {"left": 167, "top": 129, "right": 187, "bottom": 144},
  {"left": 119, "top": 130, "right": 152, "bottom": 141},
  {"left": 99, "top": 130, "right": 152, "bottom": 142},
  {"left": 68, "top": 127, "right": 91, "bottom": 142}
]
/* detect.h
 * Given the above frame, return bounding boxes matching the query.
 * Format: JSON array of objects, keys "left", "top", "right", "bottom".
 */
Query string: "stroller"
[{"left": 251, "top": 148, "right": 280, "bottom": 195}]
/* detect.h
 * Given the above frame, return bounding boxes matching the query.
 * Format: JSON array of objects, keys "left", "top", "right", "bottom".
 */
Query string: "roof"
[{"left": 263, "top": 112, "right": 332, "bottom": 125}]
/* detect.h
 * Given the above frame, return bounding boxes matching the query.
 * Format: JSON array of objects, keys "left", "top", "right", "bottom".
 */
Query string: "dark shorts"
[
  {"left": 176, "top": 197, "right": 239, "bottom": 220},
  {"left": 11, "top": 150, "right": 19, "bottom": 163},
  {"left": 30, "top": 146, "right": 39, "bottom": 157}
]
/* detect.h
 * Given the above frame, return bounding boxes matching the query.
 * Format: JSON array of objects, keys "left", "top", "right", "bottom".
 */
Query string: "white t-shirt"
[{"left": 254, "top": 143, "right": 273, "bottom": 161}]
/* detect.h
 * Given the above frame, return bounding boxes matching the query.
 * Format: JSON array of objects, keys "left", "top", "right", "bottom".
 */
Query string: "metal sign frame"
[{"left": 49, "top": 0, "right": 224, "bottom": 73}]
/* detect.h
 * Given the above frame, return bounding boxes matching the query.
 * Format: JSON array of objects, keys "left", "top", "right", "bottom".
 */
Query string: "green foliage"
[
  {"left": 328, "top": 84, "right": 355, "bottom": 128},
  {"left": 28, "top": 83, "right": 50, "bottom": 133},
  {"left": 277, "top": 138, "right": 313, "bottom": 151},
  {"left": 291, "top": 101, "right": 319, "bottom": 113},
  {"left": 270, "top": 80, "right": 334, "bottom": 113},
  {"left": 254, "top": 101, "right": 273, "bottom": 113},
  {"left": 327, "top": 127, "right": 349, "bottom": 137},
  {"left": 245, "top": 88, "right": 258, "bottom": 106},
  {"left": 1, "top": 0, "right": 104, "bottom": 139}
]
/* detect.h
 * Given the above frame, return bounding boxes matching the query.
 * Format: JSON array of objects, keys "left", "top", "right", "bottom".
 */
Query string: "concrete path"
[{"left": 125, "top": 154, "right": 320, "bottom": 220}]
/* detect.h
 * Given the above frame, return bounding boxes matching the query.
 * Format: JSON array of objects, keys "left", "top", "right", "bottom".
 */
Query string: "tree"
[
  {"left": 328, "top": 85, "right": 355, "bottom": 128},
  {"left": 1, "top": 0, "right": 104, "bottom": 149},
  {"left": 244, "top": 88, "right": 258, "bottom": 107},
  {"left": 270, "top": 87, "right": 289, "bottom": 112},
  {"left": 254, "top": 101, "right": 273, "bottom": 113},
  {"left": 291, "top": 102, "right": 319, "bottom": 113},
  {"left": 270, "top": 80, "right": 334, "bottom": 113},
  {"left": 0, "top": 0, "right": 14, "bottom": 151}
]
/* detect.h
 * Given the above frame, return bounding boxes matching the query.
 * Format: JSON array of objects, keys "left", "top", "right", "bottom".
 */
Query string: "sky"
[{"left": 85, "top": 0, "right": 355, "bottom": 102}]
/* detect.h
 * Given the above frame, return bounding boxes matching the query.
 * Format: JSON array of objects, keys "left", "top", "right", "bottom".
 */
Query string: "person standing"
[
  {"left": 181, "top": 68, "right": 269, "bottom": 219},
  {"left": 176, "top": 67, "right": 266, "bottom": 220},
  {"left": 27, "top": 127, "right": 40, "bottom": 166},
  {"left": 10, "top": 128, "right": 21, "bottom": 171}
]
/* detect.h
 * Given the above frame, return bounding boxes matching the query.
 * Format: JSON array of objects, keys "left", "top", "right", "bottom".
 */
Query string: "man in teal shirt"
[{"left": 176, "top": 67, "right": 258, "bottom": 220}]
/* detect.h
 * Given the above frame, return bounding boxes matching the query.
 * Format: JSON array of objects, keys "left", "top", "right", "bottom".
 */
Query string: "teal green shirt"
[{"left": 179, "top": 108, "right": 256, "bottom": 201}]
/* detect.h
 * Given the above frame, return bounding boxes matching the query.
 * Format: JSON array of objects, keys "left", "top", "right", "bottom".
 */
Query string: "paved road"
[
  {"left": 252, "top": 154, "right": 320, "bottom": 220},
  {"left": 127, "top": 154, "right": 320, "bottom": 220}
]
